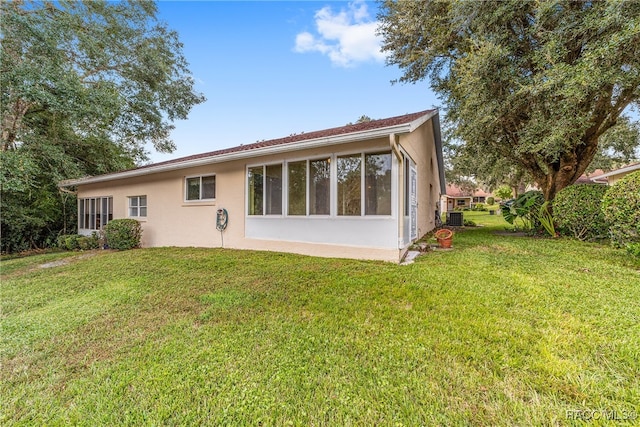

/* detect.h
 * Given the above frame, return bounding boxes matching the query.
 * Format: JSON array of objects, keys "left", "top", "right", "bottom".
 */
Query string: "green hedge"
[
  {"left": 103, "top": 219, "right": 142, "bottom": 250},
  {"left": 602, "top": 170, "right": 640, "bottom": 252},
  {"left": 56, "top": 233, "right": 101, "bottom": 251},
  {"left": 553, "top": 184, "right": 608, "bottom": 241}
]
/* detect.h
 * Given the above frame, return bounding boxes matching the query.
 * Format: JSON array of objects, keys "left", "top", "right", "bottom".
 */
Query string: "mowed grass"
[{"left": 1, "top": 212, "right": 639, "bottom": 426}]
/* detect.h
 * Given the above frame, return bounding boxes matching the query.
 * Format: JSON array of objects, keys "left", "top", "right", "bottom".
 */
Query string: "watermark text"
[{"left": 566, "top": 408, "right": 637, "bottom": 421}]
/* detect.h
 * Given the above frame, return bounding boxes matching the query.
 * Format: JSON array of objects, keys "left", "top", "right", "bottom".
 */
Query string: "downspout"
[
  {"left": 390, "top": 133, "right": 405, "bottom": 251},
  {"left": 389, "top": 133, "right": 402, "bottom": 161}
]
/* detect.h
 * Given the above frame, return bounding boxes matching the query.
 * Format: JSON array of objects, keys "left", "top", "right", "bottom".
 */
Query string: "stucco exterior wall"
[
  {"left": 75, "top": 118, "right": 441, "bottom": 262},
  {"left": 398, "top": 120, "right": 441, "bottom": 241},
  {"left": 78, "top": 138, "right": 404, "bottom": 261},
  {"left": 607, "top": 173, "right": 626, "bottom": 186}
]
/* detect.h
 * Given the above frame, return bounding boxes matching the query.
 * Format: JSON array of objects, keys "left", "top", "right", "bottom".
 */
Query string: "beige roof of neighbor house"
[
  {"left": 590, "top": 162, "right": 640, "bottom": 182},
  {"left": 576, "top": 169, "right": 605, "bottom": 184},
  {"left": 444, "top": 184, "right": 491, "bottom": 198},
  {"left": 60, "top": 109, "right": 445, "bottom": 191}
]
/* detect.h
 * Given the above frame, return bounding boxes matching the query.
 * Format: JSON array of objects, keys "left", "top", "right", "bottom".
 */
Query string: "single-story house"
[
  {"left": 590, "top": 163, "right": 640, "bottom": 186},
  {"left": 440, "top": 184, "right": 492, "bottom": 212},
  {"left": 60, "top": 110, "right": 446, "bottom": 263}
]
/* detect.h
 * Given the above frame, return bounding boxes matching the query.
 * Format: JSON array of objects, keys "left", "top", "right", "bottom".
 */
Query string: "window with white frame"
[
  {"left": 265, "top": 164, "right": 283, "bottom": 215},
  {"left": 186, "top": 175, "right": 215, "bottom": 201},
  {"left": 78, "top": 196, "right": 113, "bottom": 230},
  {"left": 248, "top": 164, "right": 283, "bottom": 215},
  {"left": 247, "top": 152, "right": 392, "bottom": 218},
  {"left": 365, "top": 152, "right": 392, "bottom": 215},
  {"left": 285, "top": 158, "right": 330, "bottom": 216},
  {"left": 309, "top": 158, "right": 330, "bottom": 215},
  {"left": 338, "top": 152, "right": 392, "bottom": 216},
  {"left": 129, "top": 195, "right": 147, "bottom": 217},
  {"left": 287, "top": 160, "right": 306, "bottom": 215},
  {"left": 337, "top": 154, "right": 362, "bottom": 216}
]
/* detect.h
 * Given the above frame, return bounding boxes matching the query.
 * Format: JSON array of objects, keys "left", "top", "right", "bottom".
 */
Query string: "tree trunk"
[{"left": 539, "top": 136, "right": 600, "bottom": 202}]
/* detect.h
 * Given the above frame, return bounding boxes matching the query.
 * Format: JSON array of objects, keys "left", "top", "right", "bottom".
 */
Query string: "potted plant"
[{"left": 434, "top": 228, "right": 454, "bottom": 248}]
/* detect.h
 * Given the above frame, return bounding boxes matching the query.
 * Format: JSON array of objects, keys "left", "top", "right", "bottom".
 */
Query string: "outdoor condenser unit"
[{"left": 447, "top": 211, "right": 464, "bottom": 227}]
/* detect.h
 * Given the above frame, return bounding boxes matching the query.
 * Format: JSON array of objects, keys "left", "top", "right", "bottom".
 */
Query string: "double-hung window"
[
  {"left": 129, "top": 196, "right": 147, "bottom": 218},
  {"left": 186, "top": 175, "right": 216, "bottom": 201}
]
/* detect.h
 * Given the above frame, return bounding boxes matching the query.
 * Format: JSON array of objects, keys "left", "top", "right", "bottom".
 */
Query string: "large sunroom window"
[
  {"left": 247, "top": 152, "right": 392, "bottom": 218},
  {"left": 309, "top": 158, "right": 330, "bottom": 215},
  {"left": 288, "top": 161, "right": 306, "bottom": 215},
  {"left": 337, "top": 154, "right": 362, "bottom": 216},
  {"left": 248, "top": 164, "right": 283, "bottom": 215},
  {"left": 365, "top": 152, "right": 392, "bottom": 215},
  {"left": 78, "top": 196, "right": 113, "bottom": 230},
  {"left": 337, "top": 152, "right": 392, "bottom": 216}
]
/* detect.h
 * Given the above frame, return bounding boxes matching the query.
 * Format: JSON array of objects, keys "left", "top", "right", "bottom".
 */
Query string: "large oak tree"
[
  {"left": 0, "top": 0, "right": 204, "bottom": 251},
  {"left": 378, "top": 0, "right": 640, "bottom": 201}
]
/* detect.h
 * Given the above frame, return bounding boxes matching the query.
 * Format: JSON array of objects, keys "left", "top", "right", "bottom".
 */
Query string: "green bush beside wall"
[
  {"left": 553, "top": 184, "right": 608, "bottom": 241},
  {"left": 601, "top": 170, "right": 640, "bottom": 254},
  {"left": 103, "top": 219, "right": 142, "bottom": 250}
]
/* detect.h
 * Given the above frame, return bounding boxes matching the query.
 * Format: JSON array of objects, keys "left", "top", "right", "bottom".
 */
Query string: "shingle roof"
[
  {"left": 131, "top": 109, "right": 435, "bottom": 173},
  {"left": 445, "top": 184, "right": 491, "bottom": 198},
  {"left": 59, "top": 109, "right": 439, "bottom": 187}
]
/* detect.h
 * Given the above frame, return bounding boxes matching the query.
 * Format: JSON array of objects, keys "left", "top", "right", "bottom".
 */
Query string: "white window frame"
[
  {"left": 335, "top": 150, "right": 393, "bottom": 217},
  {"left": 248, "top": 151, "right": 394, "bottom": 218},
  {"left": 307, "top": 156, "right": 332, "bottom": 217},
  {"left": 185, "top": 174, "right": 216, "bottom": 202},
  {"left": 285, "top": 158, "right": 309, "bottom": 216},
  {"left": 246, "top": 163, "right": 284, "bottom": 216},
  {"left": 128, "top": 195, "right": 147, "bottom": 218},
  {"left": 78, "top": 196, "right": 113, "bottom": 230}
]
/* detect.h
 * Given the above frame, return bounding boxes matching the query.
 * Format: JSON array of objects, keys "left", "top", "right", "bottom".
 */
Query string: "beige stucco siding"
[
  {"left": 77, "top": 137, "right": 402, "bottom": 261},
  {"left": 78, "top": 164, "right": 235, "bottom": 248},
  {"left": 398, "top": 120, "right": 441, "bottom": 240},
  {"left": 75, "top": 117, "right": 442, "bottom": 262}
]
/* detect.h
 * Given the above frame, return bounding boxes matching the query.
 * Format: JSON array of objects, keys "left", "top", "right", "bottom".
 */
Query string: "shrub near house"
[
  {"left": 103, "top": 219, "right": 142, "bottom": 250},
  {"left": 602, "top": 170, "right": 640, "bottom": 255},
  {"left": 553, "top": 184, "right": 608, "bottom": 241}
]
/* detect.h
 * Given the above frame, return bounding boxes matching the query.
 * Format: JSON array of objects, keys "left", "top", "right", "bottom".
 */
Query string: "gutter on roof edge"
[{"left": 60, "top": 111, "right": 438, "bottom": 188}]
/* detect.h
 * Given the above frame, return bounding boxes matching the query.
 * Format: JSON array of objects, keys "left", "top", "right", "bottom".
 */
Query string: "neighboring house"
[
  {"left": 440, "top": 185, "right": 492, "bottom": 212},
  {"left": 575, "top": 169, "right": 605, "bottom": 184},
  {"left": 60, "top": 110, "right": 446, "bottom": 263},
  {"left": 590, "top": 163, "right": 640, "bottom": 186}
]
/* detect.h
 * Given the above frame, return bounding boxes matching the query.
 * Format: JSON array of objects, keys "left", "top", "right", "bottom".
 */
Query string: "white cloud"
[{"left": 294, "top": 1, "right": 385, "bottom": 67}]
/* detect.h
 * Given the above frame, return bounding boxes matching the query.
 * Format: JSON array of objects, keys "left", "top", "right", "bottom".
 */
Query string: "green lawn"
[{"left": 2, "top": 212, "right": 639, "bottom": 425}]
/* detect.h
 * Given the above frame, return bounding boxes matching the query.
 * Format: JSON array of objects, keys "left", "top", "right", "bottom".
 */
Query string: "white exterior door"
[{"left": 410, "top": 164, "right": 418, "bottom": 241}]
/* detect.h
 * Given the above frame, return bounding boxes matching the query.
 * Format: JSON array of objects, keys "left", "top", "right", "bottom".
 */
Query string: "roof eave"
[
  {"left": 60, "top": 121, "right": 418, "bottom": 187},
  {"left": 589, "top": 163, "right": 640, "bottom": 181}
]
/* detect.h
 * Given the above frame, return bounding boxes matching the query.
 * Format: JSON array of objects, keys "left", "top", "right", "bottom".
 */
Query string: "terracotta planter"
[{"left": 434, "top": 228, "right": 454, "bottom": 248}]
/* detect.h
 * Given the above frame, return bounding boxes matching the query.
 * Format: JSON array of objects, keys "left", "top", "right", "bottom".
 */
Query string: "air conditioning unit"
[{"left": 447, "top": 211, "right": 464, "bottom": 227}]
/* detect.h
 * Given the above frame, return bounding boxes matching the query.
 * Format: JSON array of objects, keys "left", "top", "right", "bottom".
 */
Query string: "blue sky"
[{"left": 149, "top": 0, "right": 439, "bottom": 163}]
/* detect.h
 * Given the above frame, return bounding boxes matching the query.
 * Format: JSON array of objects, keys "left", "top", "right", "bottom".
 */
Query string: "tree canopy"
[
  {"left": 0, "top": 0, "right": 205, "bottom": 252},
  {"left": 378, "top": 0, "right": 640, "bottom": 201}
]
